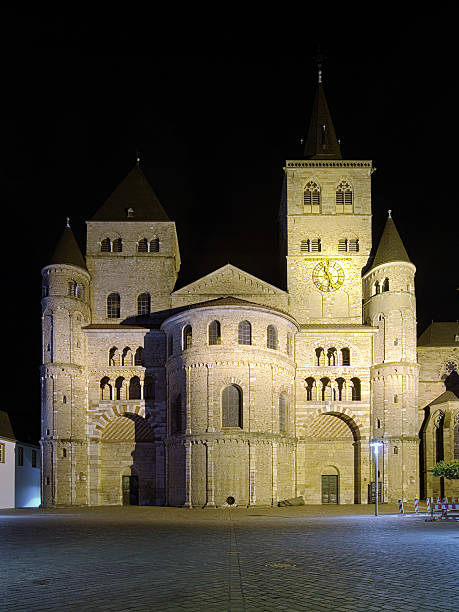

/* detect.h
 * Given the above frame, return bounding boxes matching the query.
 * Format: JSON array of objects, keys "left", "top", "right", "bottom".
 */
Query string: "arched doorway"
[{"left": 305, "top": 411, "right": 361, "bottom": 504}]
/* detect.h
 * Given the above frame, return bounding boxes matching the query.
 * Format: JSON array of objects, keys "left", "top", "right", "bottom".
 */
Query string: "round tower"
[
  {"left": 41, "top": 220, "right": 91, "bottom": 506},
  {"left": 363, "top": 212, "right": 419, "bottom": 503}
]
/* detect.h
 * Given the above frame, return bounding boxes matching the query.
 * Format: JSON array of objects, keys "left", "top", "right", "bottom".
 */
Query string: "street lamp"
[{"left": 370, "top": 440, "right": 384, "bottom": 516}]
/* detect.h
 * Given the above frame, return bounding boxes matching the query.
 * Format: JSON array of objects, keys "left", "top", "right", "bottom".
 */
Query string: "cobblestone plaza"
[{"left": 1, "top": 505, "right": 457, "bottom": 611}]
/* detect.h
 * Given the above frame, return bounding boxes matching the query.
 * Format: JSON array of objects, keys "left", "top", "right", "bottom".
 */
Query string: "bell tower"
[{"left": 282, "top": 67, "right": 373, "bottom": 324}]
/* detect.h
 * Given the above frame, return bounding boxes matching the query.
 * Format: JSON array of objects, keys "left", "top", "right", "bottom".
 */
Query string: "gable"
[{"left": 172, "top": 264, "right": 286, "bottom": 297}]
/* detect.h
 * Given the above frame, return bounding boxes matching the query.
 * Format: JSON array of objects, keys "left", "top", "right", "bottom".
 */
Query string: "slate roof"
[
  {"left": 369, "top": 215, "right": 411, "bottom": 270},
  {"left": 91, "top": 165, "right": 170, "bottom": 222},
  {"left": 304, "top": 83, "right": 342, "bottom": 160},
  {"left": 0, "top": 410, "right": 15, "bottom": 440},
  {"left": 48, "top": 225, "right": 87, "bottom": 270},
  {"left": 430, "top": 390, "right": 459, "bottom": 406},
  {"left": 418, "top": 322, "right": 459, "bottom": 347}
]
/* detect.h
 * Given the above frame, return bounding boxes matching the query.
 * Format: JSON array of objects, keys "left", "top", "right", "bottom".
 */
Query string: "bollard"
[
  {"left": 441, "top": 498, "right": 448, "bottom": 519},
  {"left": 414, "top": 498, "right": 419, "bottom": 513},
  {"left": 398, "top": 499, "right": 404, "bottom": 514},
  {"left": 452, "top": 497, "right": 456, "bottom": 510},
  {"left": 426, "top": 497, "right": 431, "bottom": 513}
]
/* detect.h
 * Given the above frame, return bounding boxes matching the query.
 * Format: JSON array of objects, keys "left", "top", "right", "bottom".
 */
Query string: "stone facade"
[{"left": 40, "top": 83, "right": 459, "bottom": 508}]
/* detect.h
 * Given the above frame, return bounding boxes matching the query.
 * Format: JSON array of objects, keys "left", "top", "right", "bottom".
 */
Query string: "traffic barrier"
[
  {"left": 441, "top": 498, "right": 448, "bottom": 519},
  {"left": 452, "top": 497, "right": 457, "bottom": 510},
  {"left": 426, "top": 497, "right": 431, "bottom": 513},
  {"left": 414, "top": 498, "right": 419, "bottom": 513},
  {"left": 398, "top": 499, "right": 404, "bottom": 514},
  {"left": 434, "top": 497, "right": 441, "bottom": 510}
]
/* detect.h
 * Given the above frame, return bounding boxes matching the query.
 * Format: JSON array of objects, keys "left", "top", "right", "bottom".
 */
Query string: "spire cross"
[
  {"left": 66, "top": 217, "right": 70, "bottom": 228},
  {"left": 388, "top": 209, "right": 392, "bottom": 218},
  {"left": 136, "top": 148, "right": 141, "bottom": 167}
]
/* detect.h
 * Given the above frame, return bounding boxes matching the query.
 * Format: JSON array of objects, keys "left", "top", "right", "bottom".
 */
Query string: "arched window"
[
  {"left": 134, "top": 347, "right": 143, "bottom": 366},
  {"left": 338, "top": 238, "right": 347, "bottom": 252},
  {"left": 382, "top": 278, "right": 390, "bottom": 292},
  {"left": 101, "top": 237, "right": 111, "bottom": 252},
  {"left": 303, "top": 181, "right": 321, "bottom": 214},
  {"left": 311, "top": 238, "right": 321, "bottom": 252},
  {"left": 76, "top": 284, "right": 85, "bottom": 300},
  {"left": 129, "top": 376, "right": 141, "bottom": 400},
  {"left": 374, "top": 281, "right": 380, "bottom": 295},
  {"left": 107, "top": 293, "right": 120, "bottom": 318},
  {"left": 150, "top": 237, "right": 160, "bottom": 253},
  {"left": 336, "top": 377, "right": 345, "bottom": 401},
  {"left": 327, "top": 348, "right": 337, "bottom": 366},
  {"left": 137, "top": 238, "right": 148, "bottom": 252},
  {"left": 279, "top": 393, "right": 288, "bottom": 432},
  {"left": 137, "top": 293, "right": 151, "bottom": 316},
  {"left": 171, "top": 394, "right": 183, "bottom": 433},
  {"left": 68, "top": 281, "right": 77, "bottom": 297},
  {"left": 238, "top": 320, "right": 252, "bottom": 345},
  {"left": 208, "top": 320, "right": 221, "bottom": 345},
  {"left": 321, "top": 377, "right": 332, "bottom": 401},
  {"left": 112, "top": 238, "right": 122, "bottom": 252},
  {"left": 183, "top": 325, "right": 192, "bottom": 350},
  {"left": 100, "top": 377, "right": 112, "bottom": 400},
  {"left": 115, "top": 376, "right": 125, "bottom": 400},
  {"left": 341, "top": 347, "right": 350, "bottom": 366},
  {"left": 122, "top": 347, "right": 133, "bottom": 366},
  {"left": 144, "top": 376, "right": 154, "bottom": 400},
  {"left": 435, "top": 411, "right": 445, "bottom": 462},
  {"left": 349, "top": 239, "right": 359, "bottom": 252},
  {"left": 222, "top": 385, "right": 242, "bottom": 428},
  {"left": 315, "top": 347, "right": 324, "bottom": 366},
  {"left": 109, "top": 346, "right": 120, "bottom": 366},
  {"left": 305, "top": 377, "right": 315, "bottom": 401},
  {"left": 301, "top": 239, "right": 310, "bottom": 253},
  {"left": 351, "top": 377, "right": 361, "bottom": 401},
  {"left": 267, "top": 325, "right": 278, "bottom": 349},
  {"left": 336, "top": 180, "right": 353, "bottom": 213}
]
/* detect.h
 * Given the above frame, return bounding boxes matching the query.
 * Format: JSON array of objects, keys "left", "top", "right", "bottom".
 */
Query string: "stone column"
[
  {"left": 272, "top": 442, "right": 278, "bottom": 506},
  {"left": 205, "top": 441, "right": 215, "bottom": 507},
  {"left": 249, "top": 441, "right": 256, "bottom": 506},
  {"left": 183, "top": 440, "right": 192, "bottom": 508}
]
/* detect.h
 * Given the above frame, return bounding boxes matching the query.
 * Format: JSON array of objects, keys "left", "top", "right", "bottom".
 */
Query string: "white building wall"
[{"left": 0, "top": 439, "right": 16, "bottom": 508}]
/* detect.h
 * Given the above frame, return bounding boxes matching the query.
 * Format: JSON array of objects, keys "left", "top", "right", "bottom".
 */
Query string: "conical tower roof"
[
  {"left": 370, "top": 213, "right": 411, "bottom": 270},
  {"left": 304, "top": 82, "right": 342, "bottom": 160},
  {"left": 49, "top": 223, "right": 87, "bottom": 270},
  {"left": 91, "top": 165, "right": 170, "bottom": 222}
]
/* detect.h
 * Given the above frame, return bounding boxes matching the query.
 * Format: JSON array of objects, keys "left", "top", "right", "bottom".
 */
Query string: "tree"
[{"left": 430, "top": 459, "right": 459, "bottom": 480}]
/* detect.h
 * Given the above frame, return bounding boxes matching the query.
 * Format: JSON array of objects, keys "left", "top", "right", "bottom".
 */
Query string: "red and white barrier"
[
  {"left": 426, "top": 497, "right": 431, "bottom": 513},
  {"left": 452, "top": 497, "right": 456, "bottom": 510},
  {"left": 398, "top": 499, "right": 404, "bottom": 514},
  {"left": 414, "top": 498, "right": 419, "bottom": 513}
]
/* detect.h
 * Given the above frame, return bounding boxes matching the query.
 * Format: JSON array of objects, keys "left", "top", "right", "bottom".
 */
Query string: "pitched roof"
[
  {"left": 418, "top": 322, "right": 459, "bottom": 347},
  {"left": 91, "top": 165, "right": 170, "bottom": 222},
  {"left": 303, "top": 83, "right": 342, "bottom": 160},
  {"left": 0, "top": 410, "right": 15, "bottom": 440},
  {"left": 369, "top": 215, "right": 411, "bottom": 270},
  {"left": 48, "top": 225, "right": 87, "bottom": 270},
  {"left": 430, "top": 390, "right": 459, "bottom": 406}
]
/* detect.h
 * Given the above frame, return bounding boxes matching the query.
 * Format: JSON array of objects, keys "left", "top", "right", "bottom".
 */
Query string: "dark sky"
[{"left": 3, "top": 9, "right": 458, "bottom": 438}]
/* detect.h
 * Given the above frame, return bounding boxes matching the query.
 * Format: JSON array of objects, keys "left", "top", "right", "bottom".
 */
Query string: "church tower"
[
  {"left": 282, "top": 70, "right": 373, "bottom": 324},
  {"left": 363, "top": 213, "right": 419, "bottom": 502},
  {"left": 41, "top": 221, "right": 91, "bottom": 506},
  {"left": 86, "top": 164, "right": 181, "bottom": 322}
]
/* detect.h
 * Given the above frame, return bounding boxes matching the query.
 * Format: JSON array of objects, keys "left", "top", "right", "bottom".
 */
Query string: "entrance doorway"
[
  {"left": 322, "top": 475, "right": 338, "bottom": 504},
  {"left": 122, "top": 475, "right": 139, "bottom": 505}
]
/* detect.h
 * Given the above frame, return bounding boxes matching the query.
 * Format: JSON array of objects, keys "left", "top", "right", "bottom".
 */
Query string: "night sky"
[{"left": 4, "top": 10, "right": 458, "bottom": 439}]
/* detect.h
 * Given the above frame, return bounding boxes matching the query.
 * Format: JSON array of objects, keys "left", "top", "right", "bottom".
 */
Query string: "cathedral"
[{"left": 40, "top": 77, "right": 459, "bottom": 508}]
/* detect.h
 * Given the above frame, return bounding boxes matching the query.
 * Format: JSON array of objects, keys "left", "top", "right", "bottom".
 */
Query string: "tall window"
[
  {"left": 100, "top": 377, "right": 112, "bottom": 400},
  {"left": 144, "top": 376, "right": 155, "bottom": 400},
  {"left": 32, "top": 450, "right": 37, "bottom": 468},
  {"left": 351, "top": 377, "right": 361, "bottom": 401},
  {"left": 336, "top": 180, "right": 353, "bottom": 213},
  {"left": 303, "top": 181, "right": 321, "bottom": 213},
  {"left": 137, "top": 293, "right": 151, "bottom": 316},
  {"left": 183, "top": 325, "right": 192, "bottom": 350},
  {"left": 321, "top": 377, "right": 332, "bottom": 401},
  {"left": 112, "top": 238, "right": 123, "bottom": 252},
  {"left": 150, "top": 237, "right": 160, "bottom": 252},
  {"left": 122, "top": 347, "right": 133, "bottom": 366},
  {"left": 222, "top": 385, "right": 242, "bottom": 428},
  {"left": 267, "top": 325, "right": 278, "bottom": 349},
  {"left": 338, "top": 239, "right": 347, "bottom": 252},
  {"left": 382, "top": 278, "right": 390, "bottom": 292},
  {"left": 134, "top": 347, "right": 143, "bottom": 366},
  {"left": 305, "top": 377, "right": 315, "bottom": 401},
  {"left": 341, "top": 347, "right": 350, "bottom": 366},
  {"left": 311, "top": 238, "right": 321, "bottom": 252},
  {"left": 17, "top": 446, "right": 24, "bottom": 467},
  {"left": 115, "top": 377, "right": 125, "bottom": 400},
  {"left": 208, "top": 320, "right": 221, "bottom": 345},
  {"left": 279, "top": 393, "right": 288, "bottom": 432},
  {"left": 336, "top": 377, "right": 345, "bottom": 401},
  {"left": 109, "top": 346, "right": 120, "bottom": 366},
  {"left": 374, "top": 281, "right": 380, "bottom": 295},
  {"left": 129, "top": 376, "right": 141, "bottom": 400},
  {"left": 301, "top": 239, "right": 310, "bottom": 253},
  {"left": 315, "top": 347, "right": 324, "bottom": 366},
  {"left": 171, "top": 394, "right": 183, "bottom": 433},
  {"left": 327, "top": 348, "right": 337, "bottom": 366},
  {"left": 107, "top": 293, "right": 120, "bottom": 318},
  {"left": 238, "top": 320, "right": 252, "bottom": 345},
  {"left": 349, "top": 239, "right": 359, "bottom": 252}
]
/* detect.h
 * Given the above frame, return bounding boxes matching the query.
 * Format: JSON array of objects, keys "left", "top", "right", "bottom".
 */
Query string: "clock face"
[{"left": 312, "top": 260, "right": 345, "bottom": 292}]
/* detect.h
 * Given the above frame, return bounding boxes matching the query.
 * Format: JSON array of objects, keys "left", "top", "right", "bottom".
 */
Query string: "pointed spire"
[
  {"left": 303, "top": 56, "right": 342, "bottom": 160},
  {"left": 91, "top": 165, "right": 170, "bottom": 222},
  {"left": 369, "top": 213, "right": 411, "bottom": 270},
  {"left": 49, "top": 221, "right": 87, "bottom": 270}
]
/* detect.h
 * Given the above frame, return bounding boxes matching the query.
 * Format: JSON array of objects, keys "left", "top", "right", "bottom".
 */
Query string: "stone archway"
[
  {"left": 305, "top": 411, "right": 361, "bottom": 504},
  {"left": 99, "top": 413, "right": 156, "bottom": 506}
]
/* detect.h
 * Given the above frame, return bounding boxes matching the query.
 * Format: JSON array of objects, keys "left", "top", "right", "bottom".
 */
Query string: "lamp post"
[{"left": 370, "top": 440, "right": 383, "bottom": 516}]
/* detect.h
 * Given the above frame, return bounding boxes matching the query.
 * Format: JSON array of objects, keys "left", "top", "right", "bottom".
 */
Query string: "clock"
[{"left": 312, "top": 260, "right": 345, "bottom": 292}]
